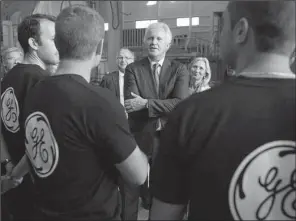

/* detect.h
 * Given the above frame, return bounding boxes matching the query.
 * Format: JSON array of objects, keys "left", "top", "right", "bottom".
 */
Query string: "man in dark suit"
[
  {"left": 100, "top": 48, "right": 135, "bottom": 106},
  {"left": 100, "top": 48, "right": 137, "bottom": 220},
  {"left": 124, "top": 22, "right": 189, "bottom": 210}
]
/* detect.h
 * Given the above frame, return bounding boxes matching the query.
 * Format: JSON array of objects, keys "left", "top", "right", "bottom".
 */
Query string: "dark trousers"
[
  {"left": 118, "top": 179, "right": 140, "bottom": 220},
  {"left": 118, "top": 131, "right": 161, "bottom": 220},
  {"left": 139, "top": 131, "right": 161, "bottom": 210},
  {"left": 1, "top": 176, "right": 36, "bottom": 221}
]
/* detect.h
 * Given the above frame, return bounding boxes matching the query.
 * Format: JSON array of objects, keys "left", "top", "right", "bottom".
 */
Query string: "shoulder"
[
  {"left": 108, "top": 71, "right": 119, "bottom": 77},
  {"left": 85, "top": 86, "right": 126, "bottom": 122},
  {"left": 88, "top": 84, "right": 121, "bottom": 107},
  {"left": 102, "top": 71, "right": 117, "bottom": 80},
  {"left": 126, "top": 58, "right": 147, "bottom": 70},
  {"left": 169, "top": 59, "right": 183, "bottom": 67},
  {"left": 174, "top": 84, "right": 229, "bottom": 120},
  {"left": 167, "top": 59, "right": 189, "bottom": 76}
]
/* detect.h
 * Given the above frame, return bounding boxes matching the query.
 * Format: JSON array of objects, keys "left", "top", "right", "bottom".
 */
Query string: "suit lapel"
[
  {"left": 113, "top": 71, "right": 120, "bottom": 99},
  {"left": 159, "top": 58, "right": 172, "bottom": 98},
  {"left": 141, "top": 58, "right": 158, "bottom": 97}
]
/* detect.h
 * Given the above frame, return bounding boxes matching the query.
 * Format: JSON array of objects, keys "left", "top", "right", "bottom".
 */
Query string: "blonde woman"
[{"left": 188, "top": 57, "right": 212, "bottom": 94}]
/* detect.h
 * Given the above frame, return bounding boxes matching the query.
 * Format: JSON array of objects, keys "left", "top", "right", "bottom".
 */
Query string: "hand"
[
  {"left": 5, "top": 162, "right": 15, "bottom": 175},
  {"left": 124, "top": 92, "right": 148, "bottom": 113},
  {"left": 1, "top": 175, "right": 22, "bottom": 194}
]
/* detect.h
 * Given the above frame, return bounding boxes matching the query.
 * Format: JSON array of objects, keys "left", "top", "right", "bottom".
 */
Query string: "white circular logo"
[
  {"left": 229, "top": 140, "right": 296, "bottom": 220},
  {"left": 25, "top": 111, "right": 59, "bottom": 178},
  {"left": 1, "top": 87, "right": 20, "bottom": 133}
]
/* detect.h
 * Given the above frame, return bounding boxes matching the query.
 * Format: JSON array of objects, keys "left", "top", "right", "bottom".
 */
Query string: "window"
[
  {"left": 176, "top": 17, "right": 199, "bottom": 27},
  {"left": 136, "top": 20, "right": 158, "bottom": 29},
  {"left": 104, "top": 23, "right": 109, "bottom": 31}
]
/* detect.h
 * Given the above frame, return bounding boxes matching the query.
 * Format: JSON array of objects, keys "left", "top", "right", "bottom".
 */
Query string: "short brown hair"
[
  {"left": 227, "top": 1, "right": 295, "bottom": 55},
  {"left": 55, "top": 5, "right": 105, "bottom": 60},
  {"left": 18, "top": 14, "right": 56, "bottom": 53}
]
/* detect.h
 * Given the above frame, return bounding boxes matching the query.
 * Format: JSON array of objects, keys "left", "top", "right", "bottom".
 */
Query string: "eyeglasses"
[{"left": 117, "top": 56, "right": 133, "bottom": 61}]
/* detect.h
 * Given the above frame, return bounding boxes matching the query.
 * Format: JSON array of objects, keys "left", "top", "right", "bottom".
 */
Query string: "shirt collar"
[
  {"left": 148, "top": 57, "right": 165, "bottom": 68},
  {"left": 119, "top": 70, "right": 125, "bottom": 77}
]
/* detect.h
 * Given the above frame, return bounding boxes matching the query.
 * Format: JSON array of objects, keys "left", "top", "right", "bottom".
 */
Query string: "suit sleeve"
[
  {"left": 100, "top": 75, "right": 110, "bottom": 89},
  {"left": 124, "top": 64, "right": 141, "bottom": 100},
  {"left": 147, "top": 64, "right": 189, "bottom": 118}
]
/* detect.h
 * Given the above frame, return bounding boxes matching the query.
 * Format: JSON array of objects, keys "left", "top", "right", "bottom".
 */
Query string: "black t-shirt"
[
  {"left": 151, "top": 76, "right": 296, "bottom": 220},
  {"left": 22, "top": 74, "right": 136, "bottom": 220},
  {"left": 1, "top": 64, "right": 48, "bottom": 164}
]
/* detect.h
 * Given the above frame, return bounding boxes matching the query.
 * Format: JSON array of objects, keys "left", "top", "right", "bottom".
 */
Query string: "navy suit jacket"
[{"left": 124, "top": 57, "right": 189, "bottom": 155}]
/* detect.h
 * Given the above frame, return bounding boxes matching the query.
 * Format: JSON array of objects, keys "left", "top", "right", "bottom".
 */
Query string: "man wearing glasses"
[
  {"left": 101, "top": 48, "right": 138, "bottom": 220},
  {"left": 101, "top": 48, "right": 135, "bottom": 107}
]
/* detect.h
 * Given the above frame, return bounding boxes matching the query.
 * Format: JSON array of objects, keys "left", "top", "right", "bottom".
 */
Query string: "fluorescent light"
[
  {"left": 104, "top": 23, "right": 109, "bottom": 31},
  {"left": 176, "top": 17, "right": 200, "bottom": 27},
  {"left": 136, "top": 20, "right": 158, "bottom": 29},
  {"left": 146, "top": 1, "right": 157, "bottom": 6}
]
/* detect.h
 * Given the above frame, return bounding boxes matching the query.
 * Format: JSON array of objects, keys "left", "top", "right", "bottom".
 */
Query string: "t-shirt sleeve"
[
  {"left": 151, "top": 103, "right": 192, "bottom": 205},
  {"left": 87, "top": 96, "right": 137, "bottom": 165}
]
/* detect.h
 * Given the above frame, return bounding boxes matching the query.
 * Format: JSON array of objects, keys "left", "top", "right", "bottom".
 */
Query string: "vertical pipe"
[{"left": 185, "top": 1, "right": 192, "bottom": 52}]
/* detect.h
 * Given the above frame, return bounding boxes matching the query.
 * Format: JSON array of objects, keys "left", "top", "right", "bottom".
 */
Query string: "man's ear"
[
  {"left": 28, "top": 37, "right": 39, "bottom": 51},
  {"left": 233, "top": 17, "right": 249, "bottom": 45},
  {"left": 96, "top": 39, "right": 104, "bottom": 56},
  {"left": 166, "top": 41, "right": 171, "bottom": 51}
]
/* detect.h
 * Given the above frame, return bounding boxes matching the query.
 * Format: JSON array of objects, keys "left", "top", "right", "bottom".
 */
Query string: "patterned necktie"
[
  {"left": 153, "top": 63, "right": 162, "bottom": 131},
  {"left": 153, "top": 63, "right": 160, "bottom": 94}
]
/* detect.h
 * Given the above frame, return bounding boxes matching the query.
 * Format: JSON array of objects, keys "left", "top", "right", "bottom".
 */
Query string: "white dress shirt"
[{"left": 119, "top": 71, "right": 125, "bottom": 106}]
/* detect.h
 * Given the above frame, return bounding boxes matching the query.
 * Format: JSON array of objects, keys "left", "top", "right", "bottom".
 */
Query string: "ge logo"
[
  {"left": 25, "top": 111, "right": 59, "bottom": 178},
  {"left": 1, "top": 87, "right": 20, "bottom": 133},
  {"left": 229, "top": 140, "right": 296, "bottom": 220}
]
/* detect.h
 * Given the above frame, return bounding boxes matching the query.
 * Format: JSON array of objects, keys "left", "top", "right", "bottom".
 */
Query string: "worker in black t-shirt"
[
  {"left": 9, "top": 5, "right": 148, "bottom": 221},
  {"left": 150, "top": 1, "right": 296, "bottom": 220},
  {"left": 1, "top": 14, "right": 59, "bottom": 220}
]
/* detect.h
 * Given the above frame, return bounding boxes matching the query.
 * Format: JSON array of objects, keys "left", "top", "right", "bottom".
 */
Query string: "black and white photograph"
[{"left": 1, "top": 1, "right": 295, "bottom": 220}]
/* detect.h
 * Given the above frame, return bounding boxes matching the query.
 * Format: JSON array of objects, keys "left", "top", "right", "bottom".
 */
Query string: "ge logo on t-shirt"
[
  {"left": 229, "top": 140, "right": 296, "bottom": 220},
  {"left": 1, "top": 87, "right": 20, "bottom": 133},
  {"left": 25, "top": 111, "right": 59, "bottom": 178}
]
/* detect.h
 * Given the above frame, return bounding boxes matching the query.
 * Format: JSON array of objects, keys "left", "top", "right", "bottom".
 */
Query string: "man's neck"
[
  {"left": 148, "top": 54, "right": 166, "bottom": 63},
  {"left": 118, "top": 68, "right": 125, "bottom": 74},
  {"left": 55, "top": 59, "right": 93, "bottom": 83},
  {"left": 22, "top": 52, "right": 46, "bottom": 70},
  {"left": 236, "top": 52, "right": 293, "bottom": 75}
]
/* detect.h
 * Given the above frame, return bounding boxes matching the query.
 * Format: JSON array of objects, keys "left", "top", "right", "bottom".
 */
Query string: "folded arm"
[{"left": 147, "top": 64, "right": 189, "bottom": 117}]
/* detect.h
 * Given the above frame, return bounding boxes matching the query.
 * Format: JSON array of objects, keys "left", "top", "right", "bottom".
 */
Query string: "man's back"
[
  {"left": 1, "top": 63, "right": 47, "bottom": 163},
  {"left": 190, "top": 76, "right": 295, "bottom": 219},
  {"left": 23, "top": 74, "right": 136, "bottom": 219},
  {"left": 152, "top": 76, "right": 295, "bottom": 220}
]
